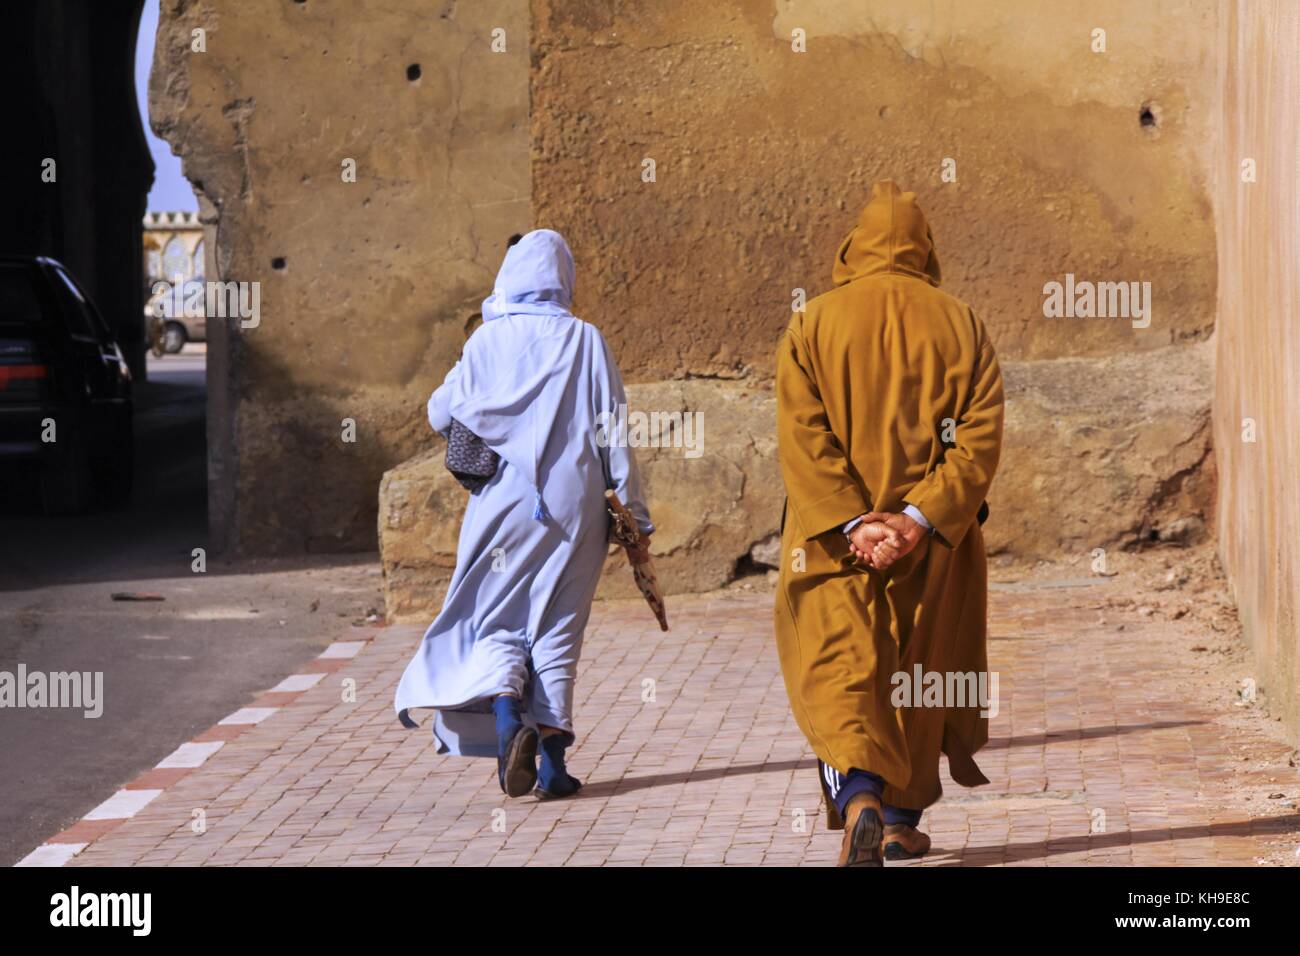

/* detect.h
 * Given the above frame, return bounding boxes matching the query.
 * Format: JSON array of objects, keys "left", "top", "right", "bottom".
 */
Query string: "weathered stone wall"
[
  {"left": 376, "top": 1, "right": 1225, "bottom": 618},
  {"left": 532, "top": 0, "right": 1219, "bottom": 380},
  {"left": 152, "top": 0, "right": 530, "bottom": 553},
  {"left": 378, "top": 347, "right": 1215, "bottom": 621},
  {"left": 517, "top": 0, "right": 1220, "bottom": 577},
  {"left": 1213, "top": 0, "right": 1300, "bottom": 737},
  {"left": 380, "top": 380, "right": 784, "bottom": 620},
  {"left": 151, "top": 1, "right": 1223, "bottom": 600}
]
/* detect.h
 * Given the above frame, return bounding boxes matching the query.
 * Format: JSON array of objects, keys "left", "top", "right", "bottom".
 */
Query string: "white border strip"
[
  {"left": 270, "top": 672, "right": 326, "bottom": 692},
  {"left": 84, "top": 788, "right": 163, "bottom": 821},
  {"left": 218, "top": 706, "right": 278, "bottom": 726},
  {"left": 156, "top": 740, "right": 225, "bottom": 769},
  {"left": 16, "top": 843, "right": 87, "bottom": 868},
  {"left": 319, "top": 641, "right": 365, "bottom": 659}
]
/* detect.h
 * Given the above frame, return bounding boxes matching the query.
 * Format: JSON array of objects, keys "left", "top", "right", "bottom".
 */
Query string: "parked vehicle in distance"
[
  {"left": 146, "top": 279, "right": 207, "bottom": 354},
  {"left": 0, "top": 255, "right": 133, "bottom": 513}
]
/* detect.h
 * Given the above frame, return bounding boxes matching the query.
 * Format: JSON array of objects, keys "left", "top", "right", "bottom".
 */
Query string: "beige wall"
[
  {"left": 1213, "top": 0, "right": 1300, "bottom": 735},
  {"left": 533, "top": 0, "right": 1219, "bottom": 380},
  {"left": 154, "top": 1, "right": 1227, "bottom": 579},
  {"left": 150, "top": 0, "right": 1294, "bottom": 735},
  {"left": 153, "top": 0, "right": 531, "bottom": 553},
  {"left": 529, "top": 0, "right": 1220, "bottom": 560}
]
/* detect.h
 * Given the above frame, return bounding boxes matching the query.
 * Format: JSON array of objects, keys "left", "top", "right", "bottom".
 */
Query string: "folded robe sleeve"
[
  {"left": 776, "top": 326, "right": 870, "bottom": 540},
  {"left": 427, "top": 361, "right": 463, "bottom": 436},
  {"left": 903, "top": 313, "right": 1004, "bottom": 549}
]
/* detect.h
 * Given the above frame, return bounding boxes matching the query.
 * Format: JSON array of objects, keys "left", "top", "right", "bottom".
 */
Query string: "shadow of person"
[
  {"left": 568, "top": 721, "right": 1209, "bottom": 799},
  {"left": 982, "top": 719, "right": 1205, "bottom": 750},
  {"left": 574, "top": 757, "right": 818, "bottom": 799}
]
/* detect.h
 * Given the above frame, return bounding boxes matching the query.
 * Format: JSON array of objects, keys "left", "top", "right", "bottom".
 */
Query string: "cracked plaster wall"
[{"left": 152, "top": 0, "right": 530, "bottom": 553}]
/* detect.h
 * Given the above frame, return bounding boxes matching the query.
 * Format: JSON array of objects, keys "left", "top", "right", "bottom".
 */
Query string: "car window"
[
  {"left": 50, "top": 266, "right": 106, "bottom": 341},
  {"left": 0, "top": 264, "right": 46, "bottom": 325},
  {"left": 82, "top": 297, "right": 114, "bottom": 343}
]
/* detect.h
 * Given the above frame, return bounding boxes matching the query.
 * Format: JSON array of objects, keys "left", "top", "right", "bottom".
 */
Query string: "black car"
[{"left": 0, "top": 255, "right": 133, "bottom": 513}]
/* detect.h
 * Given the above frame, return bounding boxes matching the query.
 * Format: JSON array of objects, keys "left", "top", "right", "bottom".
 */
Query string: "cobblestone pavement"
[{"left": 35, "top": 575, "right": 1300, "bottom": 866}]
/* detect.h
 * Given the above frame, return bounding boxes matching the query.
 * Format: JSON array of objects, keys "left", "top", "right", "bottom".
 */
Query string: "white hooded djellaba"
[{"left": 394, "top": 229, "right": 653, "bottom": 756}]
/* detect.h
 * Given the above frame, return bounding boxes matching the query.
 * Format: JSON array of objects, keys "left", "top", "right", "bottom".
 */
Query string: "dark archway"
[{"left": 0, "top": 0, "right": 154, "bottom": 379}]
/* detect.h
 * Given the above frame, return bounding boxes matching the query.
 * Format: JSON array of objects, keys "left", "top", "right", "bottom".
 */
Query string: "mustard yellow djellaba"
[{"left": 775, "top": 180, "right": 1005, "bottom": 813}]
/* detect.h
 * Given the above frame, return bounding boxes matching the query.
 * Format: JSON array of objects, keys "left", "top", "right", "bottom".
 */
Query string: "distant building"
[
  {"left": 143, "top": 210, "right": 204, "bottom": 299},
  {"left": 143, "top": 211, "right": 205, "bottom": 331}
]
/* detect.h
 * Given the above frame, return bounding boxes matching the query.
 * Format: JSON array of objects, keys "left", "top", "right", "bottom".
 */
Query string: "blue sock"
[
  {"left": 537, "top": 733, "right": 581, "bottom": 797},
  {"left": 492, "top": 695, "right": 523, "bottom": 755}
]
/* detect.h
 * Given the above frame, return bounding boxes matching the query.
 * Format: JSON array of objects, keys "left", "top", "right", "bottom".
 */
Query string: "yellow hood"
[{"left": 832, "top": 179, "right": 942, "bottom": 287}]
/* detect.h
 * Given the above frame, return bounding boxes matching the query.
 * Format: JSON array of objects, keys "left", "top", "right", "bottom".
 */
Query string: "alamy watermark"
[
  {"left": 891, "top": 665, "right": 999, "bottom": 718},
  {"left": 1042, "top": 273, "right": 1151, "bottom": 328},
  {"left": 596, "top": 404, "right": 704, "bottom": 459},
  {"left": 50, "top": 886, "right": 150, "bottom": 936},
  {"left": 0, "top": 664, "right": 102, "bottom": 718},
  {"left": 151, "top": 274, "right": 261, "bottom": 329}
]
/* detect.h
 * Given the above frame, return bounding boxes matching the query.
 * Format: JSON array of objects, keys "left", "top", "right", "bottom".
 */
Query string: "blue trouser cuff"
[
  {"left": 822, "top": 761, "right": 923, "bottom": 828},
  {"left": 828, "top": 766, "right": 885, "bottom": 818}
]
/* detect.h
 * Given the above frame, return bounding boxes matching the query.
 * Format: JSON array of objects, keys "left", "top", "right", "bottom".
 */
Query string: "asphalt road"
[{"left": 0, "top": 348, "right": 383, "bottom": 865}]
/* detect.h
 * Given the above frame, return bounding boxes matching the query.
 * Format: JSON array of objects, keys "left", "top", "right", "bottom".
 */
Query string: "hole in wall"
[
  {"left": 271, "top": 256, "right": 287, "bottom": 270},
  {"left": 730, "top": 551, "right": 775, "bottom": 584},
  {"left": 1139, "top": 103, "right": 1158, "bottom": 128},
  {"left": 406, "top": 63, "right": 422, "bottom": 82}
]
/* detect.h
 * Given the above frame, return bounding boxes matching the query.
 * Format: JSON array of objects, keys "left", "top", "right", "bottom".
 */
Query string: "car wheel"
[
  {"left": 163, "top": 322, "right": 187, "bottom": 354},
  {"left": 39, "top": 428, "right": 93, "bottom": 516}
]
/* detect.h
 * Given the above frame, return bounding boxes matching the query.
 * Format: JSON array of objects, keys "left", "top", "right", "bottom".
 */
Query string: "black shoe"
[{"left": 498, "top": 726, "right": 539, "bottom": 798}]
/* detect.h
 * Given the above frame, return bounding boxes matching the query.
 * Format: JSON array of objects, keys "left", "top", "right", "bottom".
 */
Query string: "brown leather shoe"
[
  {"left": 882, "top": 823, "right": 931, "bottom": 860},
  {"left": 837, "top": 794, "right": 884, "bottom": 867}
]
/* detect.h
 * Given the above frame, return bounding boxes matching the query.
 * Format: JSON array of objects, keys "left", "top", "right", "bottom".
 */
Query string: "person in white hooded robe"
[{"left": 394, "top": 229, "right": 653, "bottom": 799}]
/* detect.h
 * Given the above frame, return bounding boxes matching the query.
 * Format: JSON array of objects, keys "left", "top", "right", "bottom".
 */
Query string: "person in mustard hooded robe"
[{"left": 775, "top": 180, "right": 1004, "bottom": 867}]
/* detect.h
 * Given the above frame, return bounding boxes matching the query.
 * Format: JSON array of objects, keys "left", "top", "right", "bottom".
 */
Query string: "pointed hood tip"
[
  {"left": 481, "top": 228, "right": 577, "bottom": 322},
  {"left": 832, "top": 179, "right": 942, "bottom": 288}
]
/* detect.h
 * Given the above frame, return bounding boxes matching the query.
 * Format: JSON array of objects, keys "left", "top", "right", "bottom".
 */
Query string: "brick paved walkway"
[{"left": 49, "top": 578, "right": 1300, "bottom": 866}]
